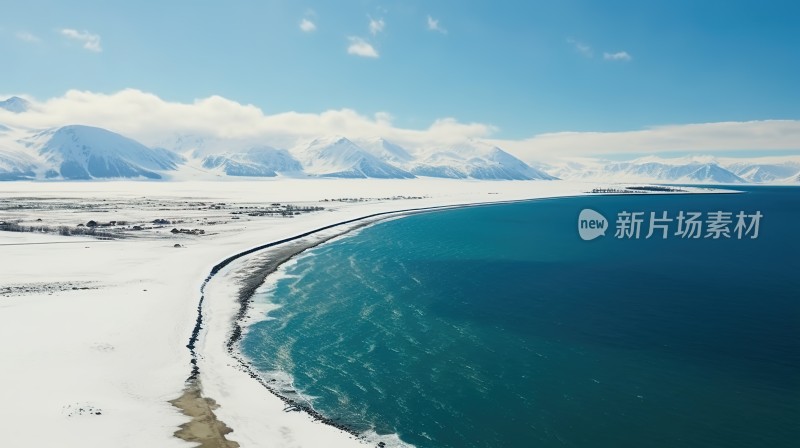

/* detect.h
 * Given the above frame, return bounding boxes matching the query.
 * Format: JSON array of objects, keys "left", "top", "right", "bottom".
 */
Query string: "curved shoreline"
[
  {"left": 182, "top": 188, "right": 730, "bottom": 445},
  {"left": 188, "top": 194, "right": 571, "bottom": 379},
  {"left": 181, "top": 198, "right": 556, "bottom": 444},
  {"left": 187, "top": 184, "right": 738, "bottom": 377}
]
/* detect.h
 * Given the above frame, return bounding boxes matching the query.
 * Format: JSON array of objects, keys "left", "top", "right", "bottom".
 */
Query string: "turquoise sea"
[{"left": 241, "top": 186, "right": 799, "bottom": 448}]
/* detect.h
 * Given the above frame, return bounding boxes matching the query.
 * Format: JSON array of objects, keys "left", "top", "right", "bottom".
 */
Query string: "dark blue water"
[{"left": 242, "top": 187, "right": 800, "bottom": 448}]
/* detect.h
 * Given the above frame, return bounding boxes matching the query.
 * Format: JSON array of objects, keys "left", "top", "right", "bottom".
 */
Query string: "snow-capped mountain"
[
  {"left": 30, "top": 125, "right": 183, "bottom": 180},
  {"left": 725, "top": 159, "right": 800, "bottom": 183},
  {"left": 479, "top": 146, "right": 557, "bottom": 180},
  {"left": 356, "top": 137, "right": 415, "bottom": 164},
  {"left": 294, "top": 136, "right": 415, "bottom": 178},
  {"left": 1, "top": 125, "right": 556, "bottom": 181},
  {"left": 540, "top": 156, "right": 768, "bottom": 184},
  {"left": 539, "top": 154, "right": 800, "bottom": 184},
  {"left": 1, "top": 109, "right": 796, "bottom": 183},
  {"left": 201, "top": 146, "right": 302, "bottom": 177},
  {"left": 289, "top": 137, "right": 555, "bottom": 180},
  {"left": 0, "top": 121, "right": 41, "bottom": 179},
  {"left": 604, "top": 161, "right": 746, "bottom": 183},
  {"left": 0, "top": 148, "right": 38, "bottom": 180},
  {"left": 411, "top": 141, "right": 557, "bottom": 180},
  {"left": 0, "top": 96, "right": 31, "bottom": 113}
]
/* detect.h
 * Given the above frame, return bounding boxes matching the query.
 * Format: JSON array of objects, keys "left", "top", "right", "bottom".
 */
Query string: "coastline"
[
  {"left": 185, "top": 206, "right": 458, "bottom": 446},
  {"left": 191, "top": 187, "right": 733, "bottom": 447},
  {"left": 0, "top": 180, "right": 732, "bottom": 448}
]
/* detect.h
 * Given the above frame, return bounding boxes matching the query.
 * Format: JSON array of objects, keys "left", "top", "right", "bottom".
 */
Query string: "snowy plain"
[{"left": 0, "top": 179, "right": 722, "bottom": 447}]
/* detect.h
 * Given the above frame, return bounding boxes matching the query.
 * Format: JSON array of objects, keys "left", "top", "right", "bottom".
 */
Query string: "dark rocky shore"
[
  {"left": 178, "top": 208, "right": 423, "bottom": 446},
  {"left": 177, "top": 197, "right": 548, "bottom": 446}
]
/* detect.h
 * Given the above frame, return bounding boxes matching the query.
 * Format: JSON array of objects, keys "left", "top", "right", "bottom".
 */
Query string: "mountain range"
[
  {"left": 0, "top": 122, "right": 555, "bottom": 181},
  {"left": 537, "top": 155, "right": 800, "bottom": 184},
  {"left": 0, "top": 96, "right": 798, "bottom": 183}
]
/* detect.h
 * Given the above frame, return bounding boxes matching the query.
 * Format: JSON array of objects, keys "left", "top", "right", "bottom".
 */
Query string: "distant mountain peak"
[
  {"left": 297, "top": 136, "right": 415, "bottom": 178},
  {"left": 355, "top": 137, "right": 415, "bottom": 163},
  {"left": 201, "top": 146, "right": 303, "bottom": 177},
  {"left": 35, "top": 125, "right": 181, "bottom": 180},
  {"left": 548, "top": 158, "right": 755, "bottom": 184},
  {"left": 630, "top": 154, "right": 719, "bottom": 165},
  {"left": 409, "top": 141, "right": 556, "bottom": 180},
  {"left": 0, "top": 96, "right": 31, "bottom": 113},
  {"left": 308, "top": 135, "right": 352, "bottom": 146}
]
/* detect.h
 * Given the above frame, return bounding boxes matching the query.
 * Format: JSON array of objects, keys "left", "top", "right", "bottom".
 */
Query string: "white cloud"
[
  {"left": 427, "top": 15, "right": 446, "bottom": 34},
  {"left": 2, "top": 89, "right": 797, "bottom": 162},
  {"left": 492, "top": 120, "right": 800, "bottom": 161},
  {"left": 567, "top": 38, "right": 592, "bottom": 57},
  {"left": 347, "top": 37, "right": 379, "bottom": 58},
  {"left": 374, "top": 111, "right": 393, "bottom": 125},
  {"left": 603, "top": 51, "right": 632, "bottom": 61},
  {"left": 15, "top": 31, "right": 41, "bottom": 43},
  {"left": 299, "top": 18, "right": 316, "bottom": 33},
  {"left": 60, "top": 28, "right": 102, "bottom": 52},
  {"left": 369, "top": 17, "right": 385, "bottom": 35},
  {"left": 0, "top": 89, "right": 493, "bottom": 150}
]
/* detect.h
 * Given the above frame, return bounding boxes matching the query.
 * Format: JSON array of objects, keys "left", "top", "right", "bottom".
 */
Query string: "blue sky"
[{"left": 2, "top": 0, "right": 799, "bottom": 140}]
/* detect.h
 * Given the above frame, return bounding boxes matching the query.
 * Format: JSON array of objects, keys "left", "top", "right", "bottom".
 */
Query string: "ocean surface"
[{"left": 241, "top": 186, "right": 800, "bottom": 448}]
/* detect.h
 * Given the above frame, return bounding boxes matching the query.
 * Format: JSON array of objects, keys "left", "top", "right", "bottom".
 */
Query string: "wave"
[
  {"left": 361, "top": 429, "right": 417, "bottom": 448},
  {"left": 239, "top": 259, "right": 301, "bottom": 328}
]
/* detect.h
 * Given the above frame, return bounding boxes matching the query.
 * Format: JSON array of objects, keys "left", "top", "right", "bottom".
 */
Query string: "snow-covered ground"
[{"left": 0, "top": 179, "right": 720, "bottom": 447}]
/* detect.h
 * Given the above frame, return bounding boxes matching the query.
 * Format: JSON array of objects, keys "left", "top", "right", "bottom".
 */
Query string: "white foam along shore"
[{"left": 0, "top": 179, "right": 727, "bottom": 447}]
